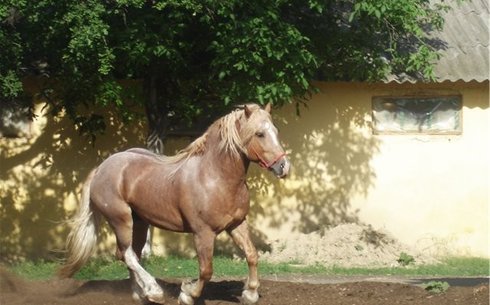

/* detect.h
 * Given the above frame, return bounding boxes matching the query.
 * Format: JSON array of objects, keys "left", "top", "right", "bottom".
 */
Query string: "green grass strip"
[{"left": 6, "top": 256, "right": 489, "bottom": 281}]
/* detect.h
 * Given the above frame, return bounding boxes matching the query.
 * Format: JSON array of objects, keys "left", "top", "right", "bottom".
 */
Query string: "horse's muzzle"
[{"left": 270, "top": 156, "right": 290, "bottom": 178}]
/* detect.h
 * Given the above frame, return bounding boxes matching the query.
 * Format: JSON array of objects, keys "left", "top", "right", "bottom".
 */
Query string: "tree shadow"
[
  {"left": 0, "top": 105, "right": 145, "bottom": 263},
  {"left": 247, "top": 92, "right": 379, "bottom": 243},
  {"left": 1, "top": 86, "right": 379, "bottom": 262}
]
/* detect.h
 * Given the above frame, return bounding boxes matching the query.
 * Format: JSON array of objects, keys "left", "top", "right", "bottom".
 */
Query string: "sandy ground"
[{"left": 261, "top": 223, "right": 438, "bottom": 267}]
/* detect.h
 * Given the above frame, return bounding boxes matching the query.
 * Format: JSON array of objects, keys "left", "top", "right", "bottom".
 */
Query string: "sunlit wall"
[{"left": 1, "top": 80, "right": 488, "bottom": 262}]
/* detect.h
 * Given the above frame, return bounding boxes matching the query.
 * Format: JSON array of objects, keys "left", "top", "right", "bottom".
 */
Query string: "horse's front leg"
[
  {"left": 178, "top": 230, "right": 216, "bottom": 305},
  {"left": 228, "top": 221, "right": 259, "bottom": 305}
]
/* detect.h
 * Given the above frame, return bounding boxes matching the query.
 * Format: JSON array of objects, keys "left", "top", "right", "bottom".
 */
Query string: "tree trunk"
[
  {"left": 141, "top": 76, "right": 170, "bottom": 257},
  {"left": 145, "top": 76, "right": 170, "bottom": 154}
]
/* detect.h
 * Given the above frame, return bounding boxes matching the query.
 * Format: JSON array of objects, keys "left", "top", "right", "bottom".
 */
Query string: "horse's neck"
[{"left": 201, "top": 130, "right": 249, "bottom": 183}]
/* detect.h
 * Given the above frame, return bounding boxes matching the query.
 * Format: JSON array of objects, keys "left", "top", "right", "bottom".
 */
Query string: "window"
[
  {"left": 372, "top": 96, "right": 462, "bottom": 135},
  {"left": 0, "top": 101, "right": 32, "bottom": 138}
]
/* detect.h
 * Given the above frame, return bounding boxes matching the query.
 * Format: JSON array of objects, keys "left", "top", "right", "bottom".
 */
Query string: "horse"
[{"left": 58, "top": 103, "right": 290, "bottom": 305}]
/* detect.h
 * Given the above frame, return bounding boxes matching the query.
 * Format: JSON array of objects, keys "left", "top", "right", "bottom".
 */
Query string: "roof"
[{"left": 387, "top": 0, "right": 489, "bottom": 83}]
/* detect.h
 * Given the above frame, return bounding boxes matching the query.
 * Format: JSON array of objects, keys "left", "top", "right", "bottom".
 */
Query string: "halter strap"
[{"left": 250, "top": 146, "right": 286, "bottom": 169}]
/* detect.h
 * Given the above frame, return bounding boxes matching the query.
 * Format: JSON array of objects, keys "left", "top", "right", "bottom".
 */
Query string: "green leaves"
[
  {"left": 209, "top": 3, "right": 317, "bottom": 106},
  {"left": 0, "top": 0, "right": 450, "bottom": 140},
  {"left": 310, "top": 0, "right": 447, "bottom": 82},
  {"left": 62, "top": 1, "right": 113, "bottom": 75},
  {"left": 0, "top": 71, "right": 23, "bottom": 99}
]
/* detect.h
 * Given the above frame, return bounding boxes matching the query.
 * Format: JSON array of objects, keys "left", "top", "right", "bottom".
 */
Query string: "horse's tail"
[{"left": 58, "top": 168, "right": 101, "bottom": 278}]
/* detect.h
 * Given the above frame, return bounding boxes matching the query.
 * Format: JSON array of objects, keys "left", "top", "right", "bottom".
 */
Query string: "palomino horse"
[{"left": 59, "top": 103, "right": 290, "bottom": 305}]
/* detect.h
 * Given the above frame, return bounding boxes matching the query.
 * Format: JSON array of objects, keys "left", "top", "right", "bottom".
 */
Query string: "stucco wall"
[
  {"left": 1, "top": 81, "right": 488, "bottom": 262},
  {"left": 0, "top": 94, "right": 147, "bottom": 261},
  {"left": 262, "top": 81, "right": 489, "bottom": 258}
]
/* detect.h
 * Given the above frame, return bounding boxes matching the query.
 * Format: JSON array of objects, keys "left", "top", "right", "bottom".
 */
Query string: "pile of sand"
[{"left": 260, "top": 223, "right": 438, "bottom": 268}]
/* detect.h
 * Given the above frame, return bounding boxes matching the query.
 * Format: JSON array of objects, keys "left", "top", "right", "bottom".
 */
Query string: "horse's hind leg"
[
  {"left": 131, "top": 213, "right": 150, "bottom": 259},
  {"left": 125, "top": 247, "right": 164, "bottom": 304},
  {"left": 105, "top": 204, "right": 164, "bottom": 304}
]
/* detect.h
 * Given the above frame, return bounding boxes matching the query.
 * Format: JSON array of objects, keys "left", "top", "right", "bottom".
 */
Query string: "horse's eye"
[{"left": 255, "top": 132, "right": 264, "bottom": 138}]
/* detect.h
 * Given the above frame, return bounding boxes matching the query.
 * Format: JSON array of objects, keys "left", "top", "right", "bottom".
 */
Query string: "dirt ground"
[
  {"left": 1, "top": 224, "right": 488, "bottom": 305},
  {"left": 1, "top": 269, "right": 488, "bottom": 305}
]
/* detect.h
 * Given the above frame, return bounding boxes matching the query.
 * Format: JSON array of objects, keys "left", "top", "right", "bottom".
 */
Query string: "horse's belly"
[{"left": 128, "top": 196, "right": 188, "bottom": 232}]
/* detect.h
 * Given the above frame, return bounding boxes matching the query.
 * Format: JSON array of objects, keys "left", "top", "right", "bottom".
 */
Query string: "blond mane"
[{"left": 163, "top": 104, "right": 264, "bottom": 166}]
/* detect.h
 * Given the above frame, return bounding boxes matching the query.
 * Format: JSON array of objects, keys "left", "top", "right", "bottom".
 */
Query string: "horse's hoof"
[
  {"left": 242, "top": 289, "right": 259, "bottom": 305},
  {"left": 132, "top": 292, "right": 165, "bottom": 305},
  {"left": 131, "top": 293, "right": 165, "bottom": 305},
  {"left": 132, "top": 291, "right": 143, "bottom": 303},
  {"left": 148, "top": 293, "right": 166, "bottom": 304},
  {"left": 178, "top": 291, "right": 194, "bottom": 305},
  {"left": 131, "top": 288, "right": 165, "bottom": 304}
]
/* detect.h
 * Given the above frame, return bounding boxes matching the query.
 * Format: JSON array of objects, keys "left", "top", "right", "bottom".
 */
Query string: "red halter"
[{"left": 250, "top": 145, "right": 286, "bottom": 169}]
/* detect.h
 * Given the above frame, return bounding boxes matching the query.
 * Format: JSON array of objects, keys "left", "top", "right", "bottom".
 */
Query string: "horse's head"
[{"left": 239, "top": 103, "right": 290, "bottom": 178}]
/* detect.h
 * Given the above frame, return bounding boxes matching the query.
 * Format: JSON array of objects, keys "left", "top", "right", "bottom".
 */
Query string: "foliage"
[
  {"left": 0, "top": 0, "right": 450, "bottom": 140},
  {"left": 423, "top": 281, "right": 450, "bottom": 293},
  {"left": 397, "top": 252, "right": 415, "bottom": 266}
]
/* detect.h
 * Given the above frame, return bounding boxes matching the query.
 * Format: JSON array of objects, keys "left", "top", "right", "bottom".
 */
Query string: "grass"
[
  {"left": 327, "top": 257, "right": 490, "bottom": 277},
  {"left": 423, "top": 281, "right": 451, "bottom": 293},
  {"left": 7, "top": 260, "right": 59, "bottom": 280},
  {"left": 6, "top": 256, "right": 489, "bottom": 281}
]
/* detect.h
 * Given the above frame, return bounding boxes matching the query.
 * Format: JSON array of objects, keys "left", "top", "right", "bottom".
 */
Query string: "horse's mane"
[{"left": 163, "top": 104, "right": 261, "bottom": 165}]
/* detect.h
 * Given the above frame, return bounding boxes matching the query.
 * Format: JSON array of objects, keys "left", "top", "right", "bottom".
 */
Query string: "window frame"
[{"left": 371, "top": 95, "right": 463, "bottom": 135}]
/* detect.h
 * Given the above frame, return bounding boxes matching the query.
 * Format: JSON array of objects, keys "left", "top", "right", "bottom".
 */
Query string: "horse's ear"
[
  {"left": 264, "top": 102, "right": 272, "bottom": 113},
  {"left": 244, "top": 104, "right": 253, "bottom": 118}
]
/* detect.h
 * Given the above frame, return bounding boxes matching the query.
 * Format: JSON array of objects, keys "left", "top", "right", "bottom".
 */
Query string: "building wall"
[
  {"left": 0, "top": 102, "right": 145, "bottom": 261},
  {"left": 0, "top": 80, "right": 488, "bottom": 262},
  {"left": 263, "top": 81, "right": 489, "bottom": 257}
]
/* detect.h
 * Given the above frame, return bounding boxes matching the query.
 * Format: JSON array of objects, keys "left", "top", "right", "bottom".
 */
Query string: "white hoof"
[
  {"left": 242, "top": 289, "right": 259, "bottom": 305},
  {"left": 178, "top": 291, "right": 194, "bottom": 305},
  {"left": 132, "top": 291, "right": 143, "bottom": 303},
  {"left": 131, "top": 286, "right": 165, "bottom": 304},
  {"left": 147, "top": 292, "right": 165, "bottom": 304}
]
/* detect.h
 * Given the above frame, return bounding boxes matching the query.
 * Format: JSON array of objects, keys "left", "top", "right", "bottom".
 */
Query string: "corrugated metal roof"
[{"left": 387, "top": 0, "right": 489, "bottom": 83}]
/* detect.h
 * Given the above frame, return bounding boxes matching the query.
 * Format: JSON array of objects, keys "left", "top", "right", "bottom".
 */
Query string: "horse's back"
[
  {"left": 125, "top": 147, "right": 166, "bottom": 159},
  {"left": 95, "top": 147, "right": 171, "bottom": 180},
  {"left": 90, "top": 149, "right": 164, "bottom": 198}
]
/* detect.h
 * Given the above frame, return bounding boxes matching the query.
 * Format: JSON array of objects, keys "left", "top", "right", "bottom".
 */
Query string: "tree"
[
  {"left": 0, "top": 0, "right": 450, "bottom": 257},
  {"left": 1, "top": 0, "right": 449, "bottom": 144}
]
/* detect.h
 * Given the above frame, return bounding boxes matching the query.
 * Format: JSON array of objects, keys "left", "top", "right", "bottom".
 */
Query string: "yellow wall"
[
  {"left": 0, "top": 97, "right": 147, "bottom": 261},
  {"left": 1, "top": 81, "right": 488, "bottom": 262},
  {"left": 264, "top": 81, "right": 489, "bottom": 257}
]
